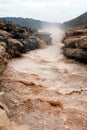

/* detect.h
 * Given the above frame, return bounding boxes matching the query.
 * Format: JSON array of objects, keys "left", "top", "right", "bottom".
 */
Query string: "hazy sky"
[{"left": 0, "top": 0, "right": 87, "bottom": 23}]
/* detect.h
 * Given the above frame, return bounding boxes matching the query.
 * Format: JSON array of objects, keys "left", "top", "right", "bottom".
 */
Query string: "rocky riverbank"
[
  {"left": 0, "top": 20, "right": 52, "bottom": 85},
  {"left": 1, "top": 29, "right": 87, "bottom": 130},
  {"left": 0, "top": 21, "right": 87, "bottom": 130},
  {"left": 0, "top": 21, "right": 52, "bottom": 130},
  {"left": 62, "top": 26, "right": 87, "bottom": 63},
  {"left": 0, "top": 21, "right": 52, "bottom": 58}
]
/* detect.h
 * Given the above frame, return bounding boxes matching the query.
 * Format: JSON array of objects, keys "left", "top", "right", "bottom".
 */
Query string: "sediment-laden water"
[{"left": 1, "top": 29, "right": 87, "bottom": 130}]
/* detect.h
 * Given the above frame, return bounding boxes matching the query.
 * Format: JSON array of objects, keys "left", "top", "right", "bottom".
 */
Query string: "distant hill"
[
  {"left": 0, "top": 12, "right": 87, "bottom": 29},
  {"left": 0, "top": 17, "right": 60, "bottom": 29},
  {"left": 63, "top": 12, "right": 87, "bottom": 28}
]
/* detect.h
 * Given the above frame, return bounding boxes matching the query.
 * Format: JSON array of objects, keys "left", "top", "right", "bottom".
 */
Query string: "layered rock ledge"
[
  {"left": 0, "top": 21, "right": 52, "bottom": 58},
  {"left": 0, "top": 20, "right": 52, "bottom": 85},
  {"left": 0, "top": 21, "right": 52, "bottom": 130},
  {"left": 0, "top": 20, "right": 52, "bottom": 88},
  {"left": 62, "top": 27, "right": 87, "bottom": 63}
]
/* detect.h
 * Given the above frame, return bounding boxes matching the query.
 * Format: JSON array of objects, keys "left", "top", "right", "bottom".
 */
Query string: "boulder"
[
  {"left": 62, "top": 26, "right": 87, "bottom": 63},
  {"left": 7, "top": 38, "right": 25, "bottom": 58},
  {"left": 0, "top": 21, "right": 52, "bottom": 58},
  {"left": 34, "top": 32, "right": 52, "bottom": 45},
  {"left": 0, "top": 42, "right": 7, "bottom": 48},
  {"left": 0, "top": 36, "right": 5, "bottom": 41},
  {"left": 64, "top": 29, "right": 87, "bottom": 37},
  {"left": 0, "top": 45, "right": 8, "bottom": 75},
  {"left": 0, "top": 109, "right": 12, "bottom": 130},
  {"left": 20, "top": 36, "right": 45, "bottom": 51},
  {"left": 63, "top": 47, "right": 87, "bottom": 62},
  {"left": 0, "top": 92, "right": 10, "bottom": 115},
  {"left": 63, "top": 36, "right": 87, "bottom": 49},
  {"left": 0, "top": 30, "right": 12, "bottom": 38},
  {"left": 0, "top": 92, "right": 29, "bottom": 130},
  {"left": 0, "top": 108, "right": 29, "bottom": 130}
]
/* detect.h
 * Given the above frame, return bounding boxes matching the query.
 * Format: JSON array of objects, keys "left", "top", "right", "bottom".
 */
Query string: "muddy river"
[{"left": 1, "top": 29, "right": 87, "bottom": 130}]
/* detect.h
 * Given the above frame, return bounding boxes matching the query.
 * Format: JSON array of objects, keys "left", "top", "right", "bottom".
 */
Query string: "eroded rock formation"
[
  {"left": 62, "top": 27, "right": 87, "bottom": 63},
  {"left": 34, "top": 32, "right": 52, "bottom": 45},
  {"left": 0, "top": 21, "right": 52, "bottom": 58},
  {"left": 0, "top": 20, "right": 52, "bottom": 130},
  {"left": 0, "top": 92, "right": 29, "bottom": 130},
  {"left": 0, "top": 44, "right": 8, "bottom": 82}
]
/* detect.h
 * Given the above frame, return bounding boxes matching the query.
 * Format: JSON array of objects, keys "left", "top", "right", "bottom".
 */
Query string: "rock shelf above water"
[
  {"left": 0, "top": 20, "right": 52, "bottom": 58},
  {"left": 62, "top": 26, "right": 87, "bottom": 63},
  {"left": 0, "top": 21, "right": 52, "bottom": 130}
]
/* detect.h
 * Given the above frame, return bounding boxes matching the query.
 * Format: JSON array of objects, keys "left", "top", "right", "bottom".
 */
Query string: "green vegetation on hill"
[
  {"left": 1, "top": 12, "right": 87, "bottom": 29},
  {"left": 63, "top": 12, "right": 87, "bottom": 28},
  {"left": 0, "top": 17, "right": 60, "bottom": 29}
]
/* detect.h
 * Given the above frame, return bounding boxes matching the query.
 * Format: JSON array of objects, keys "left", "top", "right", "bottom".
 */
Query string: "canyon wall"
[
  {"left": 0, "top": 21, "right": 52, "bottom": 130},
  {"left": 62, "top": 26, "right": 87, "bottom": 63}
]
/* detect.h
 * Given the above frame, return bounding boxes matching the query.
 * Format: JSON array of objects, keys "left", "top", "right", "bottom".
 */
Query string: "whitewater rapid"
[{"left": 1, "top": 29, "right": 87, "bottom": 130}]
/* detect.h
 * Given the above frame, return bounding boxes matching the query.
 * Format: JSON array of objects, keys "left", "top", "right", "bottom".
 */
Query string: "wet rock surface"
[
  {"left": 62, "top": 27, "right": 87, "bottom": 63},
  {"left": 0, "top": 21, "right": 52, "bottom": 130},
  {"left": 0, "top": 21, "right": 87, "bottom": 130},
  {"left": 1, "top": 29, "right": 87, "bottom": 130},
  {"left": 0, "top": 45, "right": 8, "bottom": 83},
  {"left": 0, "top": 21, "right": 51, "bottom": 58},
  {"left": 34, "top": 32, "right": 52, "bottom": 45},
  {"left": 0, "top": 92, "right": 29, "bottom": 130}
]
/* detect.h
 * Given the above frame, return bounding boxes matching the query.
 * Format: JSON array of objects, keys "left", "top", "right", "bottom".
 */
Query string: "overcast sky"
[{"left": 0, "top": 0, "right": 87, "bottom": 23}]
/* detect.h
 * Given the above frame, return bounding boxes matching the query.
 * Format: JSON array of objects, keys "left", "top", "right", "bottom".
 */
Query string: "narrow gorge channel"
[{"left": 1, "top": 29, "right": 87, "bottom": 130}]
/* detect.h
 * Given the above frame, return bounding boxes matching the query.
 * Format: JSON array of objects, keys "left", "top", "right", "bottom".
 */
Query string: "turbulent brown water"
[{"left": 1, "top": 29, "right": 87, "bottom": 130}]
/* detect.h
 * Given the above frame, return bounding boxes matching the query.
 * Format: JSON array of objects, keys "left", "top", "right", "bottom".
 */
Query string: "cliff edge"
[{"left": 62, "top": 26, "right": 87, "bottom": 63}]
